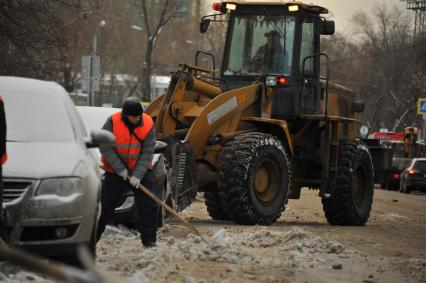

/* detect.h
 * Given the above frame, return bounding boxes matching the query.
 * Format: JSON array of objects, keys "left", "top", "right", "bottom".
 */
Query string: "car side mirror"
[
  {"left": 85, "top": 129, "right": 115, "bottom": 148},
  {"left": 200, "top": 18, "right": 210, "bottom": 33},
  {"left": 155, "top": 141, "right": 168, "bottom": 154},
  {"left": 319, "top": 20, "right": 335, "bottom": 35}
]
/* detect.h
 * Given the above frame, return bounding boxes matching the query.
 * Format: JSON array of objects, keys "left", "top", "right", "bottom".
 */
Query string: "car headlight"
[{"left": 37, "top": 178, "right": 83, "bottom": 197}]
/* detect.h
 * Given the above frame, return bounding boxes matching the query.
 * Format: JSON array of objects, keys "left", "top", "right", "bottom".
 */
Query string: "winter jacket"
[
  {"left": 254, "top": 44, "right": 288, "bottom": 73},
  {"left": 100, "top": 111, "right": 156, "bottom": 180}
]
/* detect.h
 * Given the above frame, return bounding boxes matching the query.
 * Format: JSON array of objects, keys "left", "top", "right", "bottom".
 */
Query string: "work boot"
[{"left": 142, "top": 241, "right": 157, "bottom": 248}]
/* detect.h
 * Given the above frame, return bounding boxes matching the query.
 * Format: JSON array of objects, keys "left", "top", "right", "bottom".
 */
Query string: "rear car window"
[{"left": 413, "top": 161, "right": 426, "bottom": 172}]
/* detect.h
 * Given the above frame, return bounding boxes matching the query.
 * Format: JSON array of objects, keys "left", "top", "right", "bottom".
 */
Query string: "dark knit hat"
[{"left": 122, "top": 96, "right": 143, "bottom": 116}]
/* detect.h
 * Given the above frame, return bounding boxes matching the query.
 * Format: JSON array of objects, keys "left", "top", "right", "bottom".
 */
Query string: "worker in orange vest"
[
  {"left": 0, "top": 96, "right": 7, "bottom": 240},
  {"left": 97, "top": 97, "right": 158, "bottom": 248}
]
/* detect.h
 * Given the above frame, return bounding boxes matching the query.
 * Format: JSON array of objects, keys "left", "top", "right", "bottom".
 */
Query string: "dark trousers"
[{"left": 96, "top": 170, "right": 159, "bottom": 244}]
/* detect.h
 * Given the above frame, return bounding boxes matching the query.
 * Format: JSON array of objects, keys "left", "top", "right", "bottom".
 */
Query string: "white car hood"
[{"left": 3, "top": 142, "right": 86, "bottom": 179}]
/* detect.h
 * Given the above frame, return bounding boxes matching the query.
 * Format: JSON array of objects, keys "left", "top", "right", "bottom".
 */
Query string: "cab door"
[{"left": 299, "top": 18, "right": 321, "bottom": 114}]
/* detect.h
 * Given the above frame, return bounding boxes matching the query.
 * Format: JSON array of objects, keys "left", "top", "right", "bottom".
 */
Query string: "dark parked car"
[
  {"left": 76, "top": 106, "right": 169, "bottom": 226},
  {"left": 399, "top": 158, "right": 426, "bottom": 194},
  {"left": 384, "top": 157, "right": 412, "bottom": 190},
  {"left": 0, "top": 77, "right": 114, "bottom": 264}
]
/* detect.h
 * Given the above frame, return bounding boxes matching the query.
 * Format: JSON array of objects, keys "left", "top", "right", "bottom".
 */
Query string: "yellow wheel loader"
[{"left": 146, "top": 1, "right": 374, "bottom": 226}]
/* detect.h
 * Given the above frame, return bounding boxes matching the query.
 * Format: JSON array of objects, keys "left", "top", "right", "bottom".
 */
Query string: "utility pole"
[
  {"left": 82, "top": 20, "right": 105, "bottom": 106},
  {"left": 402, "top": 0, "right": 426, "bottom": 40}
]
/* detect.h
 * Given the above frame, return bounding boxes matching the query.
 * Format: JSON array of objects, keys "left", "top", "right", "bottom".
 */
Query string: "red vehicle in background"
[{"left": 371, "top": 131, "right": 404, "bottom": 141}]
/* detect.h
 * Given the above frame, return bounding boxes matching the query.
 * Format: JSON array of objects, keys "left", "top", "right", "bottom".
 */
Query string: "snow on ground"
[{"left": 95, "top": 224, "right": 352, "bottom": 282}]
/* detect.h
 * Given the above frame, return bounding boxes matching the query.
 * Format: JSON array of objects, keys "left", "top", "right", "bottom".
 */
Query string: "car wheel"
[
  {"left": 153, "top": 155, "right": 168, "bottom": 228},
  {"left": 88, "top": 203, "right": 99, "bottom": 257},
  {"left": 157, "top": 182, "right": 168, "bottom": 228}
]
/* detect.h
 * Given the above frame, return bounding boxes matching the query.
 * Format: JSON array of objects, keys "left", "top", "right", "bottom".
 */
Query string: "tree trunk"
[{"left": 142, "top": 40, "right": 154, "bottom": 102}]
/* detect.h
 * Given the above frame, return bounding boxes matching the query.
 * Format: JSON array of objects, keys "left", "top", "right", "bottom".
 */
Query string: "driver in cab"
[{"left": 252, "top": 30, "right": 287, "bottom": 73}]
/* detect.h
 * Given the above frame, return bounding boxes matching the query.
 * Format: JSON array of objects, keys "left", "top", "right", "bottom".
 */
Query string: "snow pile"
[
  {"left": 234, "top": 227, "right": 347, "bottom": 267},
  {"left": 211, "top": 228, "right": 230, "bottom": 245},
  {"left": 97, "top": 225, "right": 351, "bottom": 281},
  {"left": 103, "top": 224, "right": 139, "bottom": 239}
]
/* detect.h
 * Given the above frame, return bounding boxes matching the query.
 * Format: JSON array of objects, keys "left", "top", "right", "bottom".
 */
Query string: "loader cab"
[{"left": 208, "top": 2, "right": 334, "bottom": 118}]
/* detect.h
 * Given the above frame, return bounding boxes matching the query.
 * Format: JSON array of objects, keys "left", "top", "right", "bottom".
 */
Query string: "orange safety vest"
[
  {"left": 0, "top": 96, "right": 6, "bottom": 165},
  {"left": 102, "top": 111, "right": 153, "bottom": 173}
]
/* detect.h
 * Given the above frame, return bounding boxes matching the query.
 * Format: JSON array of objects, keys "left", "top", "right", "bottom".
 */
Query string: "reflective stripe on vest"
[{"left": 102, "top": 111, "right": 153, "bottom": 173}]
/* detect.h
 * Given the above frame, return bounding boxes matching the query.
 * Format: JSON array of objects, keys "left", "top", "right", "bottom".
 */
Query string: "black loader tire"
[
  {"left": 218, "top": 132, "right": 291, "bottom": 225},
  {"left": 322, "top": 140, "right": 374, "bottom": 226},
  {"left": 205, "top": 192, "right": 228, "bottom": 220}
]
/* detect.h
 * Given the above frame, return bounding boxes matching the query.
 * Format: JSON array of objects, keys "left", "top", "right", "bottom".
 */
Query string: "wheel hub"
[
  {"left": 253, "top": 158, "right": 280, "bottom": 203},
  {"left": 254, "top": 168, "right": 269, "bottom": 193}
]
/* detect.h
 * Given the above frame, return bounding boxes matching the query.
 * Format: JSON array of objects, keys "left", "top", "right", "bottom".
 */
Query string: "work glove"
[
  {"left": 117, "top": 169, "right": 128, "bottom": 181},
  {"left": 129, "top": 176, "right": 141, "bottom": 188}
]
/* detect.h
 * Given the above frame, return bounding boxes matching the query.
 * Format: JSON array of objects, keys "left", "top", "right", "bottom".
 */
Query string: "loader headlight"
[
  {"left": 288, "top": 5, "right": 299, "bottom": 12},
  {"left": 37, "top": 178, "right": 83, "bottom": 197},
  {"left": 226, "top": 3, "right": 237, "bottom": 10}
]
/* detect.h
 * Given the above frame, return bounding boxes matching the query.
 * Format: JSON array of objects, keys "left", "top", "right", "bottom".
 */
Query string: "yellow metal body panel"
[
  {"left": 145, "top": 93, "right": 165, "bottom": 118},
  {"left": 171, "top": 102, "right": 204, "bottom": 118},
  {"left": 185, "top": 84, "right": 261, "bottom": 158},
  {"left": 242, "top": 117, "right": 294, "bottom": 155}
]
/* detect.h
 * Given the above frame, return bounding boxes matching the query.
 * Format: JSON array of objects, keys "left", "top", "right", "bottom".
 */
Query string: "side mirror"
[
  {"left": 155, "top": 141, "right": 168, "bottom": 154},
  {"left": 319, "top": 20, "right": 335, "bottom": 35},
  {"left": 200, "top": 18, "right": 210, "bottom": 33},
  {"left": 85, "top": 129, "right": 115, "bottom": 148}
]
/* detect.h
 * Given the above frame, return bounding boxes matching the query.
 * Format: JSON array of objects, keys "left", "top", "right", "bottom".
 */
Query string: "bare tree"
[
  {"left": 131, "top": 0, "right": 183, "bottom": 101},
  {"left": 0, "top": 1, "right": 84, "bottom": 80},
  {"left": 323, "top": 3, "right": 425, "bottom": 132}
]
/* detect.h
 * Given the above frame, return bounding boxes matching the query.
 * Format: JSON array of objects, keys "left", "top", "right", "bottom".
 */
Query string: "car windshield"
[
  {"left": 3, "top": 91, "right": 75, "bottom": 142},
  {"left": 223, "top": 14, "right": 295, "bottom": 76},
  {"left": 413, "top": 161, "right": 426, "bottom": 172}
]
